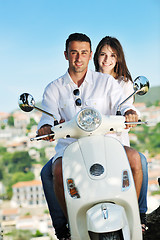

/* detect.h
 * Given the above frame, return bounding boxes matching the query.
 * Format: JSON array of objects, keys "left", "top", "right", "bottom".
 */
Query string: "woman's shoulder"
[{"left": 118, "top": 77, "right": 133, "bottom": 87}]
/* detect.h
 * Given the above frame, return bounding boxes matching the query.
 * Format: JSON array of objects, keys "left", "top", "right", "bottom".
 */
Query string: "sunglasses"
[{"left": 73, "top": 89, "right": 82, "bottom": 106}]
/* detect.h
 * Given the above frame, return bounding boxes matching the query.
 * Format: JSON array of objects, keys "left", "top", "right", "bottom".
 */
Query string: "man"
[{"left": 38, "top": 33, "right": 143, "bottom": 240}]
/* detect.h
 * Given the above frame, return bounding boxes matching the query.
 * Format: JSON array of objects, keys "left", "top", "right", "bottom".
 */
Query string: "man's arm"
[{"left": 37, "top": 82, "right": 61, "bottom": 132}]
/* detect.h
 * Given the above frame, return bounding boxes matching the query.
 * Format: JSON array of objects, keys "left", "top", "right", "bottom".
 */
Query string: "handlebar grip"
[
  {"left": 116, "top": 110, "right": 122, "bottom": 115},
  {"left": 54, "top": 120, "right": 59, "bottom": 126}
]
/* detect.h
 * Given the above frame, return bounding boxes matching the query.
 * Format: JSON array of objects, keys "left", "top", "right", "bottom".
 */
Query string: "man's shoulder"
[
  {"left": 45, "top": 72, "right": 67, "bottom": 89},
  {"left": 89, "top": 69, "right": 114, "bottom": 83}
]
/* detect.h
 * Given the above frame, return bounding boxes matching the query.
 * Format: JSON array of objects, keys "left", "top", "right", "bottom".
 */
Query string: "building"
[{"left": 11, "top": 180, "right": 46, "bottom": 207}]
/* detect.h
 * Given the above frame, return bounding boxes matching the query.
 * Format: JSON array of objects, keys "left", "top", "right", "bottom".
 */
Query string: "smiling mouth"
[
  {"left": 102, "top": 63, "right": 112, "bottom": 67},
  {"left": 75, "top": 62, "right": 83, "bottom": 67}
]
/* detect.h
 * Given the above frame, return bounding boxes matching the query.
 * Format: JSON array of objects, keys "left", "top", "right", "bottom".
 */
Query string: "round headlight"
[{"left": 76, "top": 108, "right": 101, "bottom": 132}]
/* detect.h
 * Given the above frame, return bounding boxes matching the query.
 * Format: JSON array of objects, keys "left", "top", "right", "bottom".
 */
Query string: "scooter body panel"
[{"left": 63, "top": 135, "right": 142, "bottom": 240}]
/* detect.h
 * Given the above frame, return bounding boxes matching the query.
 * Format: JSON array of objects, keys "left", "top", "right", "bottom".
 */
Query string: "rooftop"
[{"left": 12, "top": 180, "right": 42, "bottom": 188}]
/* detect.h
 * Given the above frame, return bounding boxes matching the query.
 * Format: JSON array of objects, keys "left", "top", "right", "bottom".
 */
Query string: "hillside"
[{"left": 135, "top": 85, "right": 160, "bottom": 104}]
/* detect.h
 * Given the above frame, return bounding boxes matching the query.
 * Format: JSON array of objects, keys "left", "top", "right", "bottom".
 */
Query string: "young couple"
[{"left": 38, "top": 33, "right": 148, "bottom": 240}]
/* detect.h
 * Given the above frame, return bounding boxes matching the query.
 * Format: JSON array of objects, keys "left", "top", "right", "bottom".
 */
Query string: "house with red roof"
[{"left": 11, "top": 180, "right": 46, "bottom": 207}]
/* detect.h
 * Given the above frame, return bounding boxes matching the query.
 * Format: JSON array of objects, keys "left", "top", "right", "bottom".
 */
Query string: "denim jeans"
[
  {"left": 41, "top": 152, "right": 148, "bottom": 229},
  {"left": 138, "top": 152, "right": 148, "bottom": 213},
  {"left": 40, "top": 158, "right": 67, "bottom": 229}
]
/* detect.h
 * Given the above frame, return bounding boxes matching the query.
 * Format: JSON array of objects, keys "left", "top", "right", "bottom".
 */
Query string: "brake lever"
[
  {"left": 124, "top": 121, "right": 148, "bottom": 125},
  {"left": 30, "top": 133, "right": 55, "bottom": 141}
]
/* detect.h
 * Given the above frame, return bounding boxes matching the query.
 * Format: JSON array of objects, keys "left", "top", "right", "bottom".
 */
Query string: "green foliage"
[
  {"left": 4, "top": 172, "right": 35, "bottom": 199},
  {"left": 151, "top": 190, "right": 160, "bottom": 196},
  {"left": 0, "top": 168, "right": 3, "bottom": 180},
  {"left": 32, "top": 230, "right": 43, "bottom": 237},
  {"left": 44, "top": 209, "right": 49, "bottom": 214},
  {"left": 0, "top": 145, "right": 6, "bottom": 154},
  {"left": 146, "top": 101, "right": 152, "bottom": 107},
  {"left": 7, "top": 115, "right": 14, "bottom": 127},
  {"left": 5, "top": 229, "right": 32, "bottom": 240},
  {"left": 12, "top": 172, "right": 34, "bottom": 184},
  {"left": 26, "top": 117, "right": 37, "bottom": 131},
  {"left": 38, "top": 147, "right": 48, "bottom": 165},
  {"left": 130, "top": 122, "right": 160, "bottom": 156},
  {"left": 1, "top": 151, "right": 13, "bottom": 166},
  {"left": 25, "top": 212, "right": 31, "bottom": 216},
  {"left": 0, "top": 150, "right": 36, "bottom": 199},
  {"left": 1, "top": 124, "right": 5, "bottom": 129},
  {"left": 154, "top": 100, "right": 160, "bottom": 107},
  {"left": 135, "top": 86, "right": 160, "bottom": 104},
  {"left": 7, "top": 151, "right": 35, "bottom": 173},
  {"left": 5, "top": 229, "right": 47, "bottom": 239}
]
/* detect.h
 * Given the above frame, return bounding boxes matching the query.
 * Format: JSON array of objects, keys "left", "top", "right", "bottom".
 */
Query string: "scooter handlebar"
[{"left": 30, "top": 133, "right": 55, "bottom": 141}]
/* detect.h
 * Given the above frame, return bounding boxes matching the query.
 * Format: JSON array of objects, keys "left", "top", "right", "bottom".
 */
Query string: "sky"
[{"left": 0, "top": 0, "right": 160, "bottom": 113}]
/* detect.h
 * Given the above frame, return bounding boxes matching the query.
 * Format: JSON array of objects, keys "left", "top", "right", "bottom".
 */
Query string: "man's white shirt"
[{"left": 38, "top": 69, "right": 139, "bottom": 161}]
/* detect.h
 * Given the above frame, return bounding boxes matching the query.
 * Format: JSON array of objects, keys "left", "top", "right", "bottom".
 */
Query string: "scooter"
[{"left": 18, "top": 76, "right": 149, "bottom": 240}]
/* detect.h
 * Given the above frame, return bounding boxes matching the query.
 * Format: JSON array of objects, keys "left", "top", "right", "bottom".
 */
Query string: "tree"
[
  {"left": 0, "top": 150, "right": 36, "bottom": 199},
  {"left": 0, "top": 168, "right": 3, "bottom": 180},
  {"left": 12, "top": 172, "right": 34, "bottom": 184},
  {"left": 32, "top": 230, "right": 43, "bottom": 237},
  {"left": 7, "top": 115, "right": 14, "bottom": 127},
  {"left": 0, "top": 146, "right": 6, "bottom": 154},
  {"left": 26, "top": 117, "right": 37, "bottom": 131},
  {"left": 38, "top": 147, "right": 48, "bottom": 165},
  {"left": 8, "top": 151, "right": 35, "bottom": 173},
  {"left": 1, "top": 152, "right": 13, "bottom": 167},
  {"left": 1, "top": 124, "right": 5, "bottom": 129},
  {"left": 130, "top": 122, "right": 160, "bottom": 156}
]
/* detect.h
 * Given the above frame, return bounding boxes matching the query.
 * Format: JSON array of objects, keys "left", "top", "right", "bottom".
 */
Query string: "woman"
[
  {"left": 94, "top": 36, "right": 134, "bottom": 146},
  {"left": 94, "top": 36, "right": 148, "bottom": 231},
  {"left": 41, "top": 37, "right": 148, "bottom": 238}
]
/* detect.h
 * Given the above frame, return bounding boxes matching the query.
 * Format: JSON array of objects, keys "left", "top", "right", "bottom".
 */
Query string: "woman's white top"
[{"left": 106, "top": 77, "right": 134, "bottom": 147}]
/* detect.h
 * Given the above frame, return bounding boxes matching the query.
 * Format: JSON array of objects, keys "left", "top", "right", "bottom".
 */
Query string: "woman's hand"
[{"left": 124, "top": 109, "right": 138, "bottom": 129}]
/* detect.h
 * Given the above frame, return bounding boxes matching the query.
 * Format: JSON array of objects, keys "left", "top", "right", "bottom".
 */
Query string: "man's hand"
[
  {"left": 38, "top": 124, "right": 55, "bottom": 142},
  {"left": 124, "top": 109, "right": 138, "bottom": 129},
  {"left": 37, "top": 120, "right": 65, "bottom": 141}
]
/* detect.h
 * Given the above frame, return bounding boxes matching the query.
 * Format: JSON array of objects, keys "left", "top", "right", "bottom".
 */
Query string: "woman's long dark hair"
[{"left": 94, "top": 36, "right": 132, "bottom": 82}]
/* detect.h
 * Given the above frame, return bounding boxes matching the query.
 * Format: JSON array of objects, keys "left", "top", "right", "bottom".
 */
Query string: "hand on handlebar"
[
  {"left": 38, "top": 124, "right": 55, "bottom": 142},
  {"left": 59, "top": 119, "right": 65, "bottom": 123},
  {"left": 124, "top": 109, "right": 138, "bottom": 129},
  {"left": 37, "top": 120, "right": 65, "bottom": 141}
]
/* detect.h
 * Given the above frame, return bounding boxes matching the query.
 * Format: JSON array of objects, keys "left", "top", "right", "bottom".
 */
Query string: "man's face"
[{"left": 64, "top": 41, "right": 92, "bottom": 74}]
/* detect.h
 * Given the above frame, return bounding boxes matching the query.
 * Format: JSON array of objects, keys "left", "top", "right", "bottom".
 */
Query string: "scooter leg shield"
[
  {"left": 86, "top": 203, "right": 130, "bottom": 238},
  {"left": 63, "top": 135, "right": 142, "bottom": 240}
]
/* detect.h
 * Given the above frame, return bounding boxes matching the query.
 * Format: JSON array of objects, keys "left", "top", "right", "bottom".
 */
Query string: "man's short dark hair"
[{"left": 65, "top": 33, "right": 92, "bottom": 52}]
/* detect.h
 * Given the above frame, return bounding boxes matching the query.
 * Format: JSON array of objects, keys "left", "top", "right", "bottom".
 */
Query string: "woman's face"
[{"left": 98, "top": 45, "right": 117, "bottom": 76}]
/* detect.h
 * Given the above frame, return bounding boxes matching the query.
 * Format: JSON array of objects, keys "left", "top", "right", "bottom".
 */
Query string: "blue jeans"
[
  {"left": 41, "top": 158, "right": 67, "bottom": 229},
  {"left": 138, "top": 152, "right": 148, "bottom": 213},
  {"left": 41, "top": 152, "right": 148, "bottom": 228}
]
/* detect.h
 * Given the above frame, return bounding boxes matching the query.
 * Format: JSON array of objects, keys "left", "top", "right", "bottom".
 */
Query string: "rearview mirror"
[
  {"left": 18, "top": 93, "right": 57, "bottom": 121},
  {"left": 133, "top": 76, "right": 149, "bottom": 95},
  {"left": 18, "top": 93, "right": 35, "bottom": 112}
]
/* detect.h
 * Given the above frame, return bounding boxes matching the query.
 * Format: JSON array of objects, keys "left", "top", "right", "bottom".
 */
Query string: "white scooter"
[{"left": 18, "top": 76, "right": 149, "bottom": 240}]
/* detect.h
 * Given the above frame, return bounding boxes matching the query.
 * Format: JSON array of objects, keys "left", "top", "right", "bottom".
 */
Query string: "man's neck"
[{"left": 68, "top": 69, "right": 88, "bottom": 87}]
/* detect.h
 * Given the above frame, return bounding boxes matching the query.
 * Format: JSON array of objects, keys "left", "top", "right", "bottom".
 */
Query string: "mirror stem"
[
  {"left": 116, "top": 89, "right": 137, "bottom": 115},
  {"left": 34, "top": 106, "right": 57, "bottom": 121}
]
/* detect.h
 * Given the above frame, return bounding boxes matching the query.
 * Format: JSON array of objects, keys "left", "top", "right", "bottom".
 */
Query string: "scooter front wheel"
[{"left": 99, "top": 231, "right": 122, "bottom": 240}]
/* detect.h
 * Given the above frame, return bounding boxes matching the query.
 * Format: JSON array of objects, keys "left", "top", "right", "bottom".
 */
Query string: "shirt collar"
[{"left": 62, "top": 69, "right": 93, "bottom": 86}]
